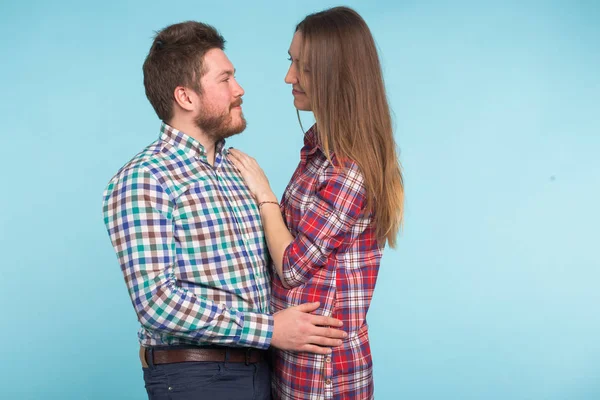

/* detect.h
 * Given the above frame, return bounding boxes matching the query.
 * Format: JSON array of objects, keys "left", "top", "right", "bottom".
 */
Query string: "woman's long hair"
[{"left": 297, "top": 6, "right": 404, "bottom": 247}]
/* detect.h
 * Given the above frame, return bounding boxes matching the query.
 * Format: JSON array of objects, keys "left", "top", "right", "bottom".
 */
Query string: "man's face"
[{"left": 195, "top": 49, "right": 246, "bottom": 140}]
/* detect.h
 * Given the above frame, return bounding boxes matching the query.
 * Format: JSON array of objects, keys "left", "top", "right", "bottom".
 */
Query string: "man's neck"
[{"left": 167, "top": 117, "right": 217, "bottom": 166}]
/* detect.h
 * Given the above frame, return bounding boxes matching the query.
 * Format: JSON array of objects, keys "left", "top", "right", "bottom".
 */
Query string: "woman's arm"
[
  {"left": 227, "top": 148, "right": 369, "bottom": 288},
  {"left": 258, "top": 201, "right": 294, "bottom": 287}
]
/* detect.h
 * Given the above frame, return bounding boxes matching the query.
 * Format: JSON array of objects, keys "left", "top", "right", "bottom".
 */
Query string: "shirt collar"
[
  {"left": 159, "top": 122, "right": 226, "bottom": 163},
  {"left": 300, "top": 124, "right": 338, "bottom": 165},
  {"left": 300, "top": 124, "right": 320, "bottom": 163}
]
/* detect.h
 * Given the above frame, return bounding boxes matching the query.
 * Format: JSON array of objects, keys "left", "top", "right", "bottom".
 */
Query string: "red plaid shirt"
[{"left": 271, "top": 125, "right": 383, "bottom": 400}]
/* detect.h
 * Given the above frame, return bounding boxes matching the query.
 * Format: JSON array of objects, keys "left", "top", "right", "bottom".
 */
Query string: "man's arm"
[
  {"left": 103, "top": 167, "right": 272, "bottom": 349},
  {"left": 103, "top": 166, "right": 346, "bottom": 352}
]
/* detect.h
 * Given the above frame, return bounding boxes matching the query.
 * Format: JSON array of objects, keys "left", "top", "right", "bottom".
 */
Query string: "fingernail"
[
  {"left": 343, "top": 332, "right": 348, "bottom": 337},
  {"left": 327, "top": 348, "right": 332, "bottom": 354}
]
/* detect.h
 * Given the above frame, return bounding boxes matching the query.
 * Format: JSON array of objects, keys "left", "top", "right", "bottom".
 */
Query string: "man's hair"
[{"left": 143, "top": 21, "right": 225, "bottom": 122}]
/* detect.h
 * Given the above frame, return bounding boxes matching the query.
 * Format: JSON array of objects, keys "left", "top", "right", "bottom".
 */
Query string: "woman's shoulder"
[
  {"left": 322, "top": 154, "right": 364, "bottom": 183},
  {"left": 317, "top": 155, "right": 366, "bottom": 205}
]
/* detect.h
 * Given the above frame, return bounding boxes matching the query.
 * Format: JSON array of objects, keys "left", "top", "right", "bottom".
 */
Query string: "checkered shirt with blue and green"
[{"left": 103, "top": 122, "right": 273, "bottom": 349}]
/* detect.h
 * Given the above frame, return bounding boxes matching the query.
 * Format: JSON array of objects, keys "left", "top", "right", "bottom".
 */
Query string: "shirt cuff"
[{"left": 235, "top": 311, "right": 274, "bottom": 350}]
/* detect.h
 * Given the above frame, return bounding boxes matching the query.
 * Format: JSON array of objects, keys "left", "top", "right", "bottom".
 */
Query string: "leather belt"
[{"left": 141, "top": 346, "right": 265, "bottom": 367}]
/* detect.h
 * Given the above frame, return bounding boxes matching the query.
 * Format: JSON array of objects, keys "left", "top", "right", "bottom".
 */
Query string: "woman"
[{"left": 228, "top": 6, "right": 404, "bottom": 399}]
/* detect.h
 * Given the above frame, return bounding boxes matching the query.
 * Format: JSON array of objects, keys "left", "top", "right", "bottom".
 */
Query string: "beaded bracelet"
[{"left": 258, "top": 201, "right": 279, "bottom": 209}]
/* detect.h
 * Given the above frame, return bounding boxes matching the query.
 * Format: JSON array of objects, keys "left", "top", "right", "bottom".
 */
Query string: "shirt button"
[
  {"left": 325, "top": 357, "right": 331, "bottom": 363},
  {"left": 323, "top": 211, "right": 331, "bottom": 217},
  {"left": 217, "top": 314, "right": 225, "bottom": 321},
  {"left": 325, "top": 379, "right": 332, "bottom": 385}
]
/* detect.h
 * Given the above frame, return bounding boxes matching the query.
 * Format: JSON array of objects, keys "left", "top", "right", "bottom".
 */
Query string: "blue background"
[{"left": 0, "top": 1, "right": 598, "bottom": 399}]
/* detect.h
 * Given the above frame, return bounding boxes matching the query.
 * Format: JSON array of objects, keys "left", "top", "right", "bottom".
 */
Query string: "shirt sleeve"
[
  {"left": 102, "top": 166, "right": 273, "bottom": 349},
  {"left": 281, "top": 163, "right": 370, "bottom": 288}
]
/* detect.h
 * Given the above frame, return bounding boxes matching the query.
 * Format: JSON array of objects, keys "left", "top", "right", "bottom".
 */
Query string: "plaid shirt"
[
  {"left": 271, "top": 126, "right": 383, "bottom": 400},
  {"left": 103, "top": 123, "right": 273, "bottom": 349}
]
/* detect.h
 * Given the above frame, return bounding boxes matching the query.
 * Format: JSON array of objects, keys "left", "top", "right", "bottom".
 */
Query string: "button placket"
[
  {"left": 217, "top": 173, "right": 268, "bottom": 311},
  {"left": 323, "top": 353, "right": 334, "bottom": 398}
]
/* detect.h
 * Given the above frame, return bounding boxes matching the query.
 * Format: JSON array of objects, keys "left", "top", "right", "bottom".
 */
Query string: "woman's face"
[{"left": 285, "top": 31, "right": 311, "bottom": 111}]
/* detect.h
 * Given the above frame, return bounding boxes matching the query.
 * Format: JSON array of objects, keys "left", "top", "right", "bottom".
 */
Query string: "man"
[{"left": 102, "top": 21, "right": 346, "bottom": 400}]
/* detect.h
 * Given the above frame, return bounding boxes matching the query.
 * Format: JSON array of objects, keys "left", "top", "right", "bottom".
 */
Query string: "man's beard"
[{"left": 194, "top": 99, "right": 246, "bottom": 141}]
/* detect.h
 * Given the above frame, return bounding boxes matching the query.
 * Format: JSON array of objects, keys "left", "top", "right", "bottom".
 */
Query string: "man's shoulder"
[
  {"left": 103, "top": 136, "right": 206, "bottom": 202},
  {"left": 108, "top": 139, "right": 166, "bottom": 184},
  {"left": 102, "top": 139, "right": 176, "bottom": 224},
  {"left": 102, "top": 138, "right": 186, "bottom": 206}
]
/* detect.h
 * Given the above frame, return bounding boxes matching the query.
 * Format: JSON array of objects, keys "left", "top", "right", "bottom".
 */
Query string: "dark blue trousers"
[{"left": 142, "top": 348, "right": 271, "bottom": 400}]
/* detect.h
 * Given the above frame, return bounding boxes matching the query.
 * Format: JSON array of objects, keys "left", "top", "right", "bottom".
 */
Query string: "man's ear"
[{"left": 173, "top": 86, "right": 197, "bottom": 112}]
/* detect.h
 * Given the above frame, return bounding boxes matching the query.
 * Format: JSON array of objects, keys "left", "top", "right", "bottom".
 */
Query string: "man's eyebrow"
[{"left": 218, "top": 69, "right": 235, "bottom": 77}]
